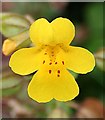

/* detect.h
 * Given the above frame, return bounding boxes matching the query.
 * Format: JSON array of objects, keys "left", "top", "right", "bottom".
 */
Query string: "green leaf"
[
  {"left": 1, "top": 23, "right": 26, "bottom": 38},
  {"left": 1, "top": 85, "right": 22, "bottom": 97},
  {"left": 7, "top": 29, "right": 31, "bottom": 46},
  {"left": 0, "top": 13, "right": 31, "bottom": 37},
  {"left": 0, "top": 67, "right": 23, "bottom": 97},
  {"left": 1, "top": 76, "right": 22, "bottom": 89}
]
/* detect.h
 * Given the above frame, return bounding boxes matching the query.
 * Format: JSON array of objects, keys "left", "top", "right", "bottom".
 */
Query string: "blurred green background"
[{"left": 0, "top": 2, "right": 104, "bottom": 118}]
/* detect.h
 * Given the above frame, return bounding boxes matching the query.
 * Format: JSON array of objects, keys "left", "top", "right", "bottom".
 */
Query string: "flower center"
[{"left": 41, "top": 44, "right": 65, "bottom": 77}]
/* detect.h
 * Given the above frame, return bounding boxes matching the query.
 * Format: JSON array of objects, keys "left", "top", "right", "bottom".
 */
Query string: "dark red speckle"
[
  {"left": 58, "top": 70, "right": 60, "bottom": 73},
  {"left": 57, "top": 74, "right": 60, "bottom": 77},
  {"left": 43, "top": 60, "right": 45, "bottom": 64},
  {"left": 62, "top": 61, "right": 64, "bottom": 65},
  {"left": 49, "top": 70, "right": 51, "bottom": 74},
  {"left": 49, "top": 62, "right": 52, "bottom": 65},
  {"left": 44, "top": 53, "right": 47, "bottom": 55}
]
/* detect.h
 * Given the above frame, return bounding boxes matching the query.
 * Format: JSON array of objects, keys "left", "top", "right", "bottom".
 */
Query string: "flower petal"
[
  {"left": 29, "top": 18, "right": 53, "bottom": 45},
  {"left": 9, "top": 47, "right": 45, "bottom": 75},
  {"left": 51, "top": 17, "right": 75, "bottom": 45},
  {"left": 64, "top": 46, "right": 95, "bottom": 74},
  {"left": 28, "top": 68, "right": 79, "bottom": 103}
]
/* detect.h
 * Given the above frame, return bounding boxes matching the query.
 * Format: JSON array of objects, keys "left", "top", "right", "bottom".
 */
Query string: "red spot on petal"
[
  {"left": 58, "top": 70, "right": 60, "bottom": 73},
  {"left": 49, "top": 62, "right": 52, "bottom": 65},
  {"left": 43, "top": 60, "right": 45, "bottom": 64},
  {"left": 49, "top": 70, "right": 51, "bottom": 74},
  {"left": 55, "top": 62, "right": 57, "bottom": 64},
  {"left": 57, "top": 74, "right": 60, "bottom": 77},
  {"left": 62, "top": 61, "right": 64, "bottom": 65}
]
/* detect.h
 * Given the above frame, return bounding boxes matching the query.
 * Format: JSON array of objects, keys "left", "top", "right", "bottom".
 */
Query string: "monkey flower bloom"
[{"left": 9, "top": 17, "right": 95, "bottom": 103}]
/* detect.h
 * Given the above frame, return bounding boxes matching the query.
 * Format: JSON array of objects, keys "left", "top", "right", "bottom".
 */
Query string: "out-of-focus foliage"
[
  {"left": 2, "top": 29, "right": 31, "bottom": 55},
  {"left": 0, "top": 13, "right": 31, "bottom": 37},
  {"left": 77, "top": 3, "right": 104, "bottom": 102},
  {"left": 95, "top": 48, "right": 105, "bottom": 71},
  {"left": 0, "top": 61, "right": 23, "bottom": 97},
  {"left": 1, "top": 13, "right": 34, "bottom": 55},
  {"left": 7, "top": 3, "right": 57, "bottom": 20},
  {"left": 84, "top": 3, "right": 103, "bottom": 52}
]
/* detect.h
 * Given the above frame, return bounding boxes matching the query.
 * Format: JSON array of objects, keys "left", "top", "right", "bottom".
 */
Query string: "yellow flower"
[
  {"left": 9, "top": 17, "right": 95, "bottom": 103},
  {"left": 2, "top": 39, "right": 16, "bottom": 56}
]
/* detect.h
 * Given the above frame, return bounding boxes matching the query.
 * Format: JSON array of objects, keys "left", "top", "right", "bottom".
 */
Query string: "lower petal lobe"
[
  {"left": 9, "top": 47, "right": 45, "bottom": 75},
  {"left": 64, "top": 46, "right": 95, "bottom": 74},
  {"left": 28, "top": 68, "right": 79, "bottom": 103}
]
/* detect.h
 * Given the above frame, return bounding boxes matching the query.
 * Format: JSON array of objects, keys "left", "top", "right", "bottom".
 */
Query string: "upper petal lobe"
[{"left": 51, "top": 17, "right": 75, "bottom": 45}]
